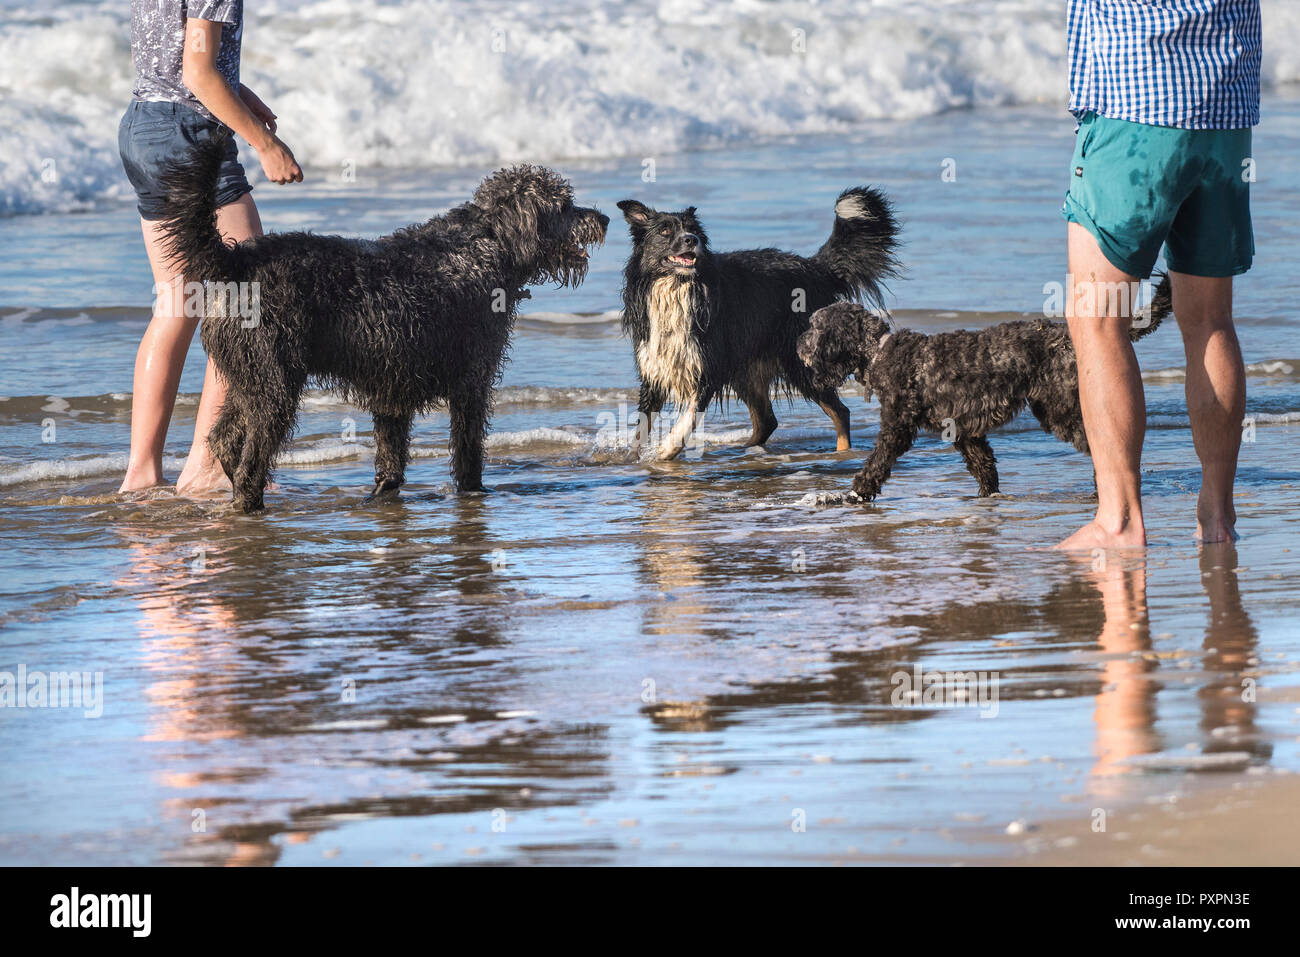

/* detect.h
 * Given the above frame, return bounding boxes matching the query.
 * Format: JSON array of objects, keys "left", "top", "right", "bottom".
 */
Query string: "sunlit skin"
[
  {"left": 120, "top": 17, "right": 302, "bottom": 496},
  {"left": 121, "top": 197, "right": 260, "bottom": 496},
  {"left": 1056, "top": 223, "right": 1244, "bottom": 550}
]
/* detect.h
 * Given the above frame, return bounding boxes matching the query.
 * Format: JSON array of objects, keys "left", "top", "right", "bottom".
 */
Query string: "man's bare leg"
[
  {"left": 1170, "top": 271, "right": 1243, "bottom": 542},
  {"left": 120, "top": 194, "right": 262, "bottom": 494},
  {"left": 1055, "top": 223, "right": 1148, "bottom": 550}
]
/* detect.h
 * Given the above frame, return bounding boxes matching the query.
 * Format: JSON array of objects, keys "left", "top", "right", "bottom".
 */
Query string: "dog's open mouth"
[{"left": 667, "top": 252, "right": 697, "bottom": 267}]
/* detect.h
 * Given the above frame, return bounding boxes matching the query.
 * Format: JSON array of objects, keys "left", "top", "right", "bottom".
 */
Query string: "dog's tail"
[
  {"left": 813, "top": 186, "right": 901, "bottom": 310},
  {"left": 1131, "top": 271, "right": 1172, "bottom": 341},
  {"left": 156, "top": 131, "right": 237, "bottom": 283}
]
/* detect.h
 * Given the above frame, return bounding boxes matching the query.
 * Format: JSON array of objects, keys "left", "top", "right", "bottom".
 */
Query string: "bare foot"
[
  {"left": 176, "top": 464, "right": 233, "bottom": 498},
  {"left": 1054, "top": 518, "right": 1147, "bottom": 551},
  {"left": 119, "top": 465, "right": 165, "bottom": 493},
  {"left": 1196, "top": 497, "right": 1238, "bottom": 543},
  {"left": 1195, "top": 517, "right": 1238, "bottom": 543}
]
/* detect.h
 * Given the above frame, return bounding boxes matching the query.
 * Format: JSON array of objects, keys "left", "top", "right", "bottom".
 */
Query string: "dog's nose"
[
  {"left": 598, "top": 213, "right": 610, "bottom": 230},
  {"left": 682, "top": 233, "right": 699, "bottom": 249}
]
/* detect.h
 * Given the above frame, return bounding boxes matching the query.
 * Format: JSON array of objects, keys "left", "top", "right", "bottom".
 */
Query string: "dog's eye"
[{"left": 659, "top": 226, "right": 672, "bottom": 237}]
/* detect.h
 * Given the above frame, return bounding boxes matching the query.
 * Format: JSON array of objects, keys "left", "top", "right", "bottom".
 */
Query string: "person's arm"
[
  {"left": 181, "top": 18, "right": 303, "bottom": 184},
  {"left": 238, "top": 84, "right": 277, "bottom": 133}
]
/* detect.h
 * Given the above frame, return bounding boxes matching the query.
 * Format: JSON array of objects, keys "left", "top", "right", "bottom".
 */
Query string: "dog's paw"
[
  {"left": 847, "top": 485, "right": 875, "bottom": 505},
  {"left": 363, "top": 482, "right": 403, "bottom": 504},
  {"left": 369, "top": 476, "right": 404, "bottom": 495},
  {"left": 797, "top": 490, "right": 849, "bottom": 508}
]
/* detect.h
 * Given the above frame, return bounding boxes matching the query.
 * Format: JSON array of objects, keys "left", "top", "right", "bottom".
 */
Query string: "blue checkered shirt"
[{"left": 1068, "top": 0, "right": 1262, "bottom": 129}]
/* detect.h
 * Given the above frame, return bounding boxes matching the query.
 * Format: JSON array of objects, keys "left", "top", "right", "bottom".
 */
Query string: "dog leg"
[
  {"left": 370, "top": 410, "right": 414, "bottom": 499},
  {"left": 631, "top": 381, "right": 665, "bottom": 457},
  {"left": 735, "top": 378, "right": 778, "bottom": 448},
  {"left": 1029, "top": 398, "right": 1090, "bottom": 455},
  {"left": 657, "top": 390, "right": 713, "bottom": 461},
  {"left": 208, "top": 403, "right": 246, "bottom": 485},
  {"left": 850, "top": 420, "right": 915, "bottom": 502},
  {"left": 745, "top": 395, "right": 778, "bottom": 448},
  {"left": 954, "top": 435, "right": 999, "bottom": 496},
  {"left": 814, "top": 390, "right": 852, "bottom": 452},
  {"left": 228, "top": 375, "right": 302, "bottom": 512},
  {"left": 449, "top": 390, "right": 491, "bottom": 492},
  {"left": 231, "top": 425, "right": 275, "bottom": 513}
]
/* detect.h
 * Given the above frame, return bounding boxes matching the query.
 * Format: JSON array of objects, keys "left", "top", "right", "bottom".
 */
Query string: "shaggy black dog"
[
  {"left": 617, "top": 188, "right": 899, "bottom": 460},
  {"left": 797, "top": 275, "right": 1172, "bottom": 502},
  {"left": 158, "top": 134, "right": 608, "bottom": 512}
]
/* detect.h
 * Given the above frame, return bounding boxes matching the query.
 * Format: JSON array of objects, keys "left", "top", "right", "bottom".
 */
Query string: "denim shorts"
[
  {"left": 118, "top": 100, "right": 252, "bottom": 220},
  {"left": 1062, "top": 111, "right": 1254, "bottom": 279}
]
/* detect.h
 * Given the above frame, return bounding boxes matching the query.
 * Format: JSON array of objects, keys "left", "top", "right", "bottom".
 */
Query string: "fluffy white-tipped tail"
[{"left": 816, "top": 186, "right": 901, "bottom": 309}]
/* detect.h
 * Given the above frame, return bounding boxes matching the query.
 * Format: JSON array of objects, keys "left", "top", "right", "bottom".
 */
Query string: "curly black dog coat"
[
  {"left": 158, "top": 135, "right": 608, "bottom": 512},
  {"left": 797, "top": 275, "right": 1172, "bottom": 502},
  {"left": 617, "top": 188, "right": 899, "bottom": 460}
]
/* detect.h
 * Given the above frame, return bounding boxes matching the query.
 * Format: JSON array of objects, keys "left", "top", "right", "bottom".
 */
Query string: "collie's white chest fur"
[{"left": 636, "top": 277, "right": 704, "bottom": 403}]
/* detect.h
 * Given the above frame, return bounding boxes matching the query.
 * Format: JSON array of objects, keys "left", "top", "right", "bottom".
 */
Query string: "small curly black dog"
[
  {"left": 157, "top": 134, "right": 608, "bottom": 512},
  {"left": 616, "top": 188, "right": 899, "bottom": 460},
  {"left": 797, "top": 274, "right": 1172, "bottom": 502}
]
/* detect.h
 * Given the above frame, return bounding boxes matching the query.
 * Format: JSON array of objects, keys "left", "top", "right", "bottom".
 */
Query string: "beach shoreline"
[{"left": 3, "top": 4, "right": 1299, "bottom": 867}]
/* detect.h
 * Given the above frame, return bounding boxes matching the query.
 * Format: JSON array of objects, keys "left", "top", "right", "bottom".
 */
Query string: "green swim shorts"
[{"left": 1062, "top": 111, "right": 1255, "bottom": 279}]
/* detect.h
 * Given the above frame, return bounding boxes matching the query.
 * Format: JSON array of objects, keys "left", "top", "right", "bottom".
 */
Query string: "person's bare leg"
[
  {"left": 177, "top": 194, "right": 263, "bottom": 494},
  {"left": 119, "top": 222, "right": 198, "bottom": 492},
  {"left": 174, "top": 358, "right": 232, "bottom": 495},
  {"left": 1170, "top": 271, "right": 1242, "bottom": 542},
  {"left": 120, "top": 194, "right": 262, "bottom": 494},
  {"left": 1055, "top": 223, "right": 1147, "bottom": 550}
]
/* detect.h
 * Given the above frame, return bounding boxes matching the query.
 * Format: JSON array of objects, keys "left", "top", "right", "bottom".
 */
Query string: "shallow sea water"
[{"left": 1, "top": 101, "right": 1299, "bottom": 865}]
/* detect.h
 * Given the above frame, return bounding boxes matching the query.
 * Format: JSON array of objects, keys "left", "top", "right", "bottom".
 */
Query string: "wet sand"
[
  {"left": 986, "top": 773, "right": 1300, "bottom": 866},
  {"left": 2, "top": 396, "right": 1298, "bottom": 864},
  {"left": 3, "top": 106, "right": 1299, "bottom": 865}
]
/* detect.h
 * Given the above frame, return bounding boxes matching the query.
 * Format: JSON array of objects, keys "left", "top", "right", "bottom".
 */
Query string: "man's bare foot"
[
  {"left": 1054, "top": 518, "right": 1147, "bottom": 551},
  {"left": 1195, "top": 496, "right": 1237, "bottom": 543},
  {"left": 1195, "top": 515, "right": 1238, "bottom": 543}
]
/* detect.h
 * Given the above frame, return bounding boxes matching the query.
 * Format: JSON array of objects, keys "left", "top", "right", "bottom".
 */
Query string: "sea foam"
[{"left": 7, "top": 0, "right": 1297, "bottom": 216}]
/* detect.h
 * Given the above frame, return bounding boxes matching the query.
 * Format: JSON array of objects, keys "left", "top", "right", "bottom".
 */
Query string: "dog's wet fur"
[
  {"left": 157, "top": 133, "right": 607, "bottom": 512},
  {"left": 617, "top": 187, "right": 900, "bottom": 459},
  {"left": 797, "top": 274, "right": 1172, "bottom": 502}
]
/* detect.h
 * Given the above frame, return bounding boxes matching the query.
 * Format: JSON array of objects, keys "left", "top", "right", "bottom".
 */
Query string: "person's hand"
[
  {"left": 239, "top": 85, "right": 278, "bottom": 133},
  {"left": 257, "top": 133, "right": 304, "bottom": 184}
]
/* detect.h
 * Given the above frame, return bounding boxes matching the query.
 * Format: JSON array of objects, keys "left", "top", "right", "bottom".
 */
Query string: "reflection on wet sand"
[
  {"left": 1084, "top": 545, "right": 1266, "bottom": 797},
  {"left": 115, "top": 517, "right": 267, "bottom": 864},
  {"left": 1197, "top": 546, "right": 1269, "bottom": 761},
  {"left": 635, "top": 474, "right": 713, "bottom": 638},
  {"left": 15, "top": 431, "right": 1287, "bottom": 865},
  {"left": 1086, "top": 555, "right": 1158, "bottom": 793},
  {"left": 633, "top": 474, "right": 729, "bottom": 738},
  {"left": 114, "top": 498, "right": 617, "bottom": 865}
]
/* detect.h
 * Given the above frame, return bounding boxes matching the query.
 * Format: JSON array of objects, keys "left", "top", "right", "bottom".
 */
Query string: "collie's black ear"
[
  {"left": 681, "top": 206, "right": 706, "bottom": 240},
  {"left": 617, "top": 200, "right": 652, "bottom": 226}
]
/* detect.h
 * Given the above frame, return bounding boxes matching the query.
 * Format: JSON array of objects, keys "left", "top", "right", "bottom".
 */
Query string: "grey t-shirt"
[{"left": 130, "top": 0, "right": 244, "bottom": 121}]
